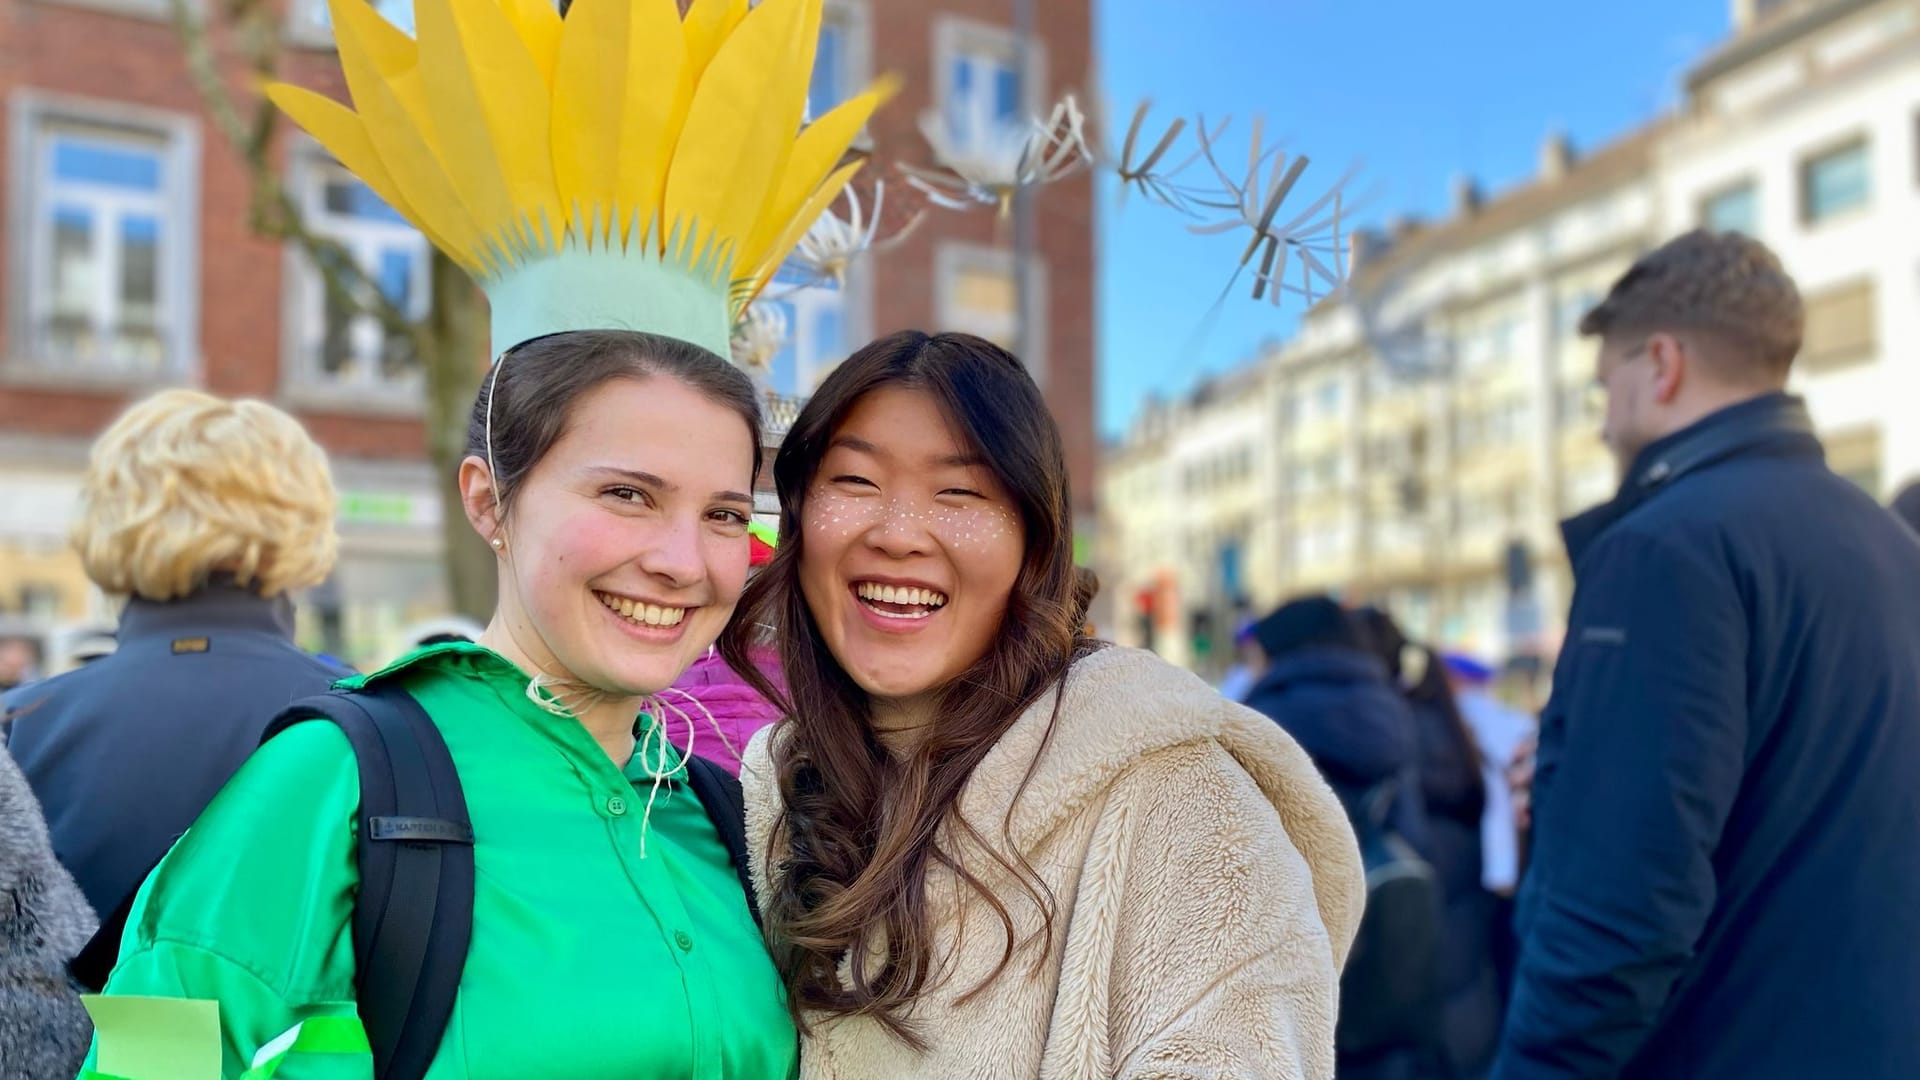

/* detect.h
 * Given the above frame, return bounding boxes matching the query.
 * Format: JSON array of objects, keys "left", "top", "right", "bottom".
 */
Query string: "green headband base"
[{"left": 485, "top": 249, "right": 733, "bottom": 360}]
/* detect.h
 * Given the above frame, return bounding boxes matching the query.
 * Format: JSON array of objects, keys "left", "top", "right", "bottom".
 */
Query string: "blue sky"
[{"left": 1094, "top": 0, "right": 1731, "bottom": 438}]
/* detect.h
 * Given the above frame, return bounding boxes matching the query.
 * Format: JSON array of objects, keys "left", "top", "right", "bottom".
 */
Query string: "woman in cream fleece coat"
[{"left": 725, "top": 331, "right": 1364, "bottom": 1080}]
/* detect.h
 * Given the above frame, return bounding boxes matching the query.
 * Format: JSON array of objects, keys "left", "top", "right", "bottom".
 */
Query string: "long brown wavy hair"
[{"left": 721, "top": 331, "right": 1094, "bottom": 1045}]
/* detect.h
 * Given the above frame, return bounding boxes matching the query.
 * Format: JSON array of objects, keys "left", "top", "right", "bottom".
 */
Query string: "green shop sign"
[{"left": 337, "top": 491, "right": 421, "bottom": 527}]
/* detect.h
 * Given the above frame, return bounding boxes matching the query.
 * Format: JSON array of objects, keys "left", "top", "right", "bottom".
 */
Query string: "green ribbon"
[{"left": 79, "top": 1002, "right": 369, "bottom": 1080}]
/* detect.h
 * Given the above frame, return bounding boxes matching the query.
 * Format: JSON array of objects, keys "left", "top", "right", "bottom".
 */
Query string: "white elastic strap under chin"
[
  {"left": 634, "top": 700, "right": 679, "bottom": 859},
  {"left": 483, "top": 350, "right": 509, "bottom": 548}
]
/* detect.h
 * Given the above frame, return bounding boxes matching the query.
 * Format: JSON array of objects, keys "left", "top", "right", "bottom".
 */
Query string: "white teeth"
[
  {"left": 597, "top": 592, "right": 687, "bottom": 628},
  {"left": 856, "top": 583, "right": 949, "bottom": 609}
]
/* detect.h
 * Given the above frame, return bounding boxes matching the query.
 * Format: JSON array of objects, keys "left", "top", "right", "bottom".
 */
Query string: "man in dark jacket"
[{"left": 1492, "top": 231, "right": 1920, "bottom": 1079}]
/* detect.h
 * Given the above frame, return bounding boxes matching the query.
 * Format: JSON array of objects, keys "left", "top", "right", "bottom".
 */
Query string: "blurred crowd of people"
[{"left": 1222, "top": 230, "right": 1920, "bottom": 1079}]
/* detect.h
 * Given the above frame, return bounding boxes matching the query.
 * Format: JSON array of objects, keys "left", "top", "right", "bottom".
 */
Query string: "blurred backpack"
[{"left": 1336, "top": 781, "right": 1445, "bottom": 1059}]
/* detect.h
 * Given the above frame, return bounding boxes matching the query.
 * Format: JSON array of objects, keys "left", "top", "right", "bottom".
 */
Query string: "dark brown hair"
[
  {"left": 721, "top": 330, "right": 1095, "bottom": 1045},
  {"left": 465, "top": 330, "right": 763, "bottom": 518},
  {"left": 1353, "top": 606, "right": 1486, "bottom": 814},
  {"left": 1070, "top": 565, "right": 1100, "bottom": 631},
  {"left": 1579, "top": 228, "right": 1804, "bottom": 382}
]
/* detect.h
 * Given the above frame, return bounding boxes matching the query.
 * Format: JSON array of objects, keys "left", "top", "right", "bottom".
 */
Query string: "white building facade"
[{"left": 1099, "top": 0, "right": 1914, "bottom": 668}]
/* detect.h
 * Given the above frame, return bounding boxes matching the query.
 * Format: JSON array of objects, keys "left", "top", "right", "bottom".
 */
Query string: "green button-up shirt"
[{"left": 80, "top": 643, "right": 797, "bottom": 1079}]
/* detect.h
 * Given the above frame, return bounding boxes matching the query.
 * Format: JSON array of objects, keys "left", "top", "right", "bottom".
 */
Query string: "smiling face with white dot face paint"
[{"left": 799, "top": 385, "right": 1026, "bottom": 719}]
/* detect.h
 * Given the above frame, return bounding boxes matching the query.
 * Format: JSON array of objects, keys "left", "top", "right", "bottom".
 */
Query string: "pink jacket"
[{"left": 660, "top": 648, "right": 785, "bottom": 777}]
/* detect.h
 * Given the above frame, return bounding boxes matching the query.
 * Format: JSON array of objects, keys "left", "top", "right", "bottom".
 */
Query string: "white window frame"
[
  {"left": 1799, "top": 134, "right": 1872, "bottom": 226},
  {"left": 810, "top": 0, "right": 874, "bottom": 125},
  {"left": 759, "top": 266, "right": 868, "bottom": 397},
  {"left": 6, "top": 91, "right": 200, "bottom": 386},
  {"left": 934, "top": 241, "right": 1048, "bottom": 388},
  {"left": 279, "top": 140, "right": 431, "bottom": 409},
  {"left": 932, "top": 15, "right": 1049, "bottom": 156}
]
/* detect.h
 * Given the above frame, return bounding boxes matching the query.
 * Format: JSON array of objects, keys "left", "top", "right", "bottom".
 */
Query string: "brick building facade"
[{"left": 0, "top": 0, "right": 1095, "bottom": 668}]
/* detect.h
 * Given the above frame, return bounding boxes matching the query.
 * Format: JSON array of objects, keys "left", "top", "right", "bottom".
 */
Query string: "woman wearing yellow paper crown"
[{"left": 75, "top": 0, "right": 887, "bottom": 1077}]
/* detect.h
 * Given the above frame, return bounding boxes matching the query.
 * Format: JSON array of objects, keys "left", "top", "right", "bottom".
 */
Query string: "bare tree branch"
[{"left": 166, "top": 0, "right": 423, "bottom": 349}]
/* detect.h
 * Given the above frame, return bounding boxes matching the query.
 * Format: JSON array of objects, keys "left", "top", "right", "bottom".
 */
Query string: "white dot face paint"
[{"left": 797, "top": 387, "right": 1026, "bottom": 719}]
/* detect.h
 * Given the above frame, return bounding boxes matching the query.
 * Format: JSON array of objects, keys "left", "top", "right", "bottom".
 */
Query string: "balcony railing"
[{"left": 764, "top": 391, "right": 806, "bottom": 444}]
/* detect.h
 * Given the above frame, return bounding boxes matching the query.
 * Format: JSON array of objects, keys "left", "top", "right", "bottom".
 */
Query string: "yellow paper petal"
[
  {"left": 553, "top": 0, "right": 686, "bottom": 246},
  {"left": 681, "top": 0, "right": 750, "bottom": 87},
  {"left": 497, "top": 0, "right": 563, "bottom": 88},
  {"left": 264, "top": 83, "right": 455, "bottom": 254},
  {"left": 415, "top": 0, "right": 561, "bottom": 262},
  {"left": 738, "top": 157, "right": 864, "bottom": 310},
  {"left": 665, "top": 0, "right": 818, "bottom": 272},
  {"left": 740, "top": 76, "right": 895, "bottom": 274},
  {"left": 329, "top": 0, "right": 415, "bottom": 77},
  {"left": 326, "top": 0, "right": 486, "bottom": 271}
]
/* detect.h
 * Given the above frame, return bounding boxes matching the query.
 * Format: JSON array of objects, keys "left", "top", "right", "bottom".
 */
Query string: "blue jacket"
[
  {"left": 1242, "top": 646, "right": 1428, "bottom": 853},
  {"left": 2, "top": 582, "right": 351, "bottom": 917},
  {"left": 1494, "top": 394, "right": 1920, "bottom": 1079}
]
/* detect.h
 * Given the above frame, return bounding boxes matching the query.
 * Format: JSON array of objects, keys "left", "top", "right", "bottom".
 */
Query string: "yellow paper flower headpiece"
[{"left": 267, "top": 0, "right": 890, "bottom": 358}]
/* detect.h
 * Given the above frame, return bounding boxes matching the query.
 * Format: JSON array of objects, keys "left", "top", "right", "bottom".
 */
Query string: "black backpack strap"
[
  {"left": 681, "top": 754, "right": 760, "bottom": 928},
  {"left": 71, "top": 856, "right": 155, "bottom": 991},
  {"left": 264, "top": 685, "right": 474, "bottom": 1080}
]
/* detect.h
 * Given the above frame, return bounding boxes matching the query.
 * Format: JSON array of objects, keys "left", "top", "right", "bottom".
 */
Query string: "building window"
[
  {"left": 1798, "top": 279, "right": 1877, "bottom": 373},
  {"left": 933, "top": 16, "right": 1043, "bottom": 156},
  {"left": 1701, "top": 180, "right": 1758, "bottom": 234},
  {"left": 1314, "top": 376, "right": 1345, "bottom": 418},
  {"left": 10, "top": 97, "right": 198, "bottom": 378},
  {"left": 810, "top": 2, "right": 872, "bottom": 122},
  {"left": 288, "top": 156, "right": 430, "bottom": 392},
  {"left": 935, "top": 242, "right": 1045, "bottom": 384},
  {"left": 293, "top": 0, "right": 415, "bottom": 40},
  {"left": 759, "top": 269, "right": 851, "bottom": 398},
  {"left": 1553, "top": 287, "right": 1602, "bottom": 340},
  {"left": 1800, "top": 139, "right": 1871, "bottom": 224},
  {"left": 811, "top": 15, "right": 849, "bottom": 119}
]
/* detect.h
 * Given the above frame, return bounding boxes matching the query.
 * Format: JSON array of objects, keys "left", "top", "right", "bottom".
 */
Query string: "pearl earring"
[{"left": 491, "top": 537, "right": 505, "bottom": 550}]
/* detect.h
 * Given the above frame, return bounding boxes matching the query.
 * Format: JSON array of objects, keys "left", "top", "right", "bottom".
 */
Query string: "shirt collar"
[
  {"left": 116, "top": 578, "right": 297, "bottom": 643},
  {"left": 342, "top": 641, "right": 687, "bottom": 783},
  {"left": 1561, "top": 392, "right": 1821, "bottom": 564}
]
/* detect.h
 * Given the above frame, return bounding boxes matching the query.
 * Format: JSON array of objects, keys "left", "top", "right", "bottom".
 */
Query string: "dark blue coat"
[
  {"left": 1243, "top": 646, "right": 1429, "bottom": 853},
  {"left": 1494, "top": 395, "right": 1920, "bottom": 1079},
  {"left": 2, "top": 583, "right": 350, "bottom": 917}
]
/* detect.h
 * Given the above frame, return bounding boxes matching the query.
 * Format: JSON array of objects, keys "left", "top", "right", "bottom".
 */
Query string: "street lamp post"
[{"left": 1011, "top": 0, "right": 1038, "bottom": 376}]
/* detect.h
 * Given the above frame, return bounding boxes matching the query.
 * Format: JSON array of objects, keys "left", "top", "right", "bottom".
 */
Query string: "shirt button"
[
  {"left": 674, "top": 930, "right": 694, "bottom": 953},
  {"left": 605, "top": 795, "right": 628, "bottom": 816}
]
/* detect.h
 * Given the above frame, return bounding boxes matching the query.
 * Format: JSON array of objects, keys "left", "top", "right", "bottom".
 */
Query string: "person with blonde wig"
[
  {"left": 70, "top": 389, "right": 339, "bottom": 602},
  {"left": 4, "top": 389, "right": 351, "bottom": 923}
]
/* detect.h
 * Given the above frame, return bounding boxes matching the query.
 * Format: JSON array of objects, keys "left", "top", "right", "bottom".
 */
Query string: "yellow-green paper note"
[{"left": 82, "top": 995, "right": 221, "bottom": 1080}]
